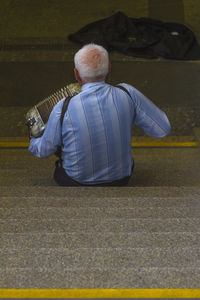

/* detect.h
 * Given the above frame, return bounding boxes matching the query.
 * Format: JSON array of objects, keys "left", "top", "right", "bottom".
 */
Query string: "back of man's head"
[{"left": 74, "top": 44, "right": 109, "bottom": 82}]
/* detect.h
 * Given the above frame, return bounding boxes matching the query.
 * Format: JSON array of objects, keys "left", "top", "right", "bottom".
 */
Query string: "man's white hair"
[{"left": 74, "top": 44, "right": 109, "bottom": 81}]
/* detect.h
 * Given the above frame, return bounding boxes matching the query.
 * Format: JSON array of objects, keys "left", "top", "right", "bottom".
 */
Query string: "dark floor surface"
[{"left": 0, "top": 0, "right": 199, "bottom": 138}]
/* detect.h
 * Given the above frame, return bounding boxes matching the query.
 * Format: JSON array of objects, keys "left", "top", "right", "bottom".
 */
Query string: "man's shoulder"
[
  {"left": 116, "top": 83, "right": 134, "bottom": 90},
  {"left": 115, "top": 83, "right": 137, "bottom": 98},
  {"left": 116, "top": 83, "right": 142, "bottom": 98}
]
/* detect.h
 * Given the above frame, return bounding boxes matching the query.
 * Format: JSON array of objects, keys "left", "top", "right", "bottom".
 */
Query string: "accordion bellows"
[{"left": 26, "top": 83, "right": 81, "bottom": 137}]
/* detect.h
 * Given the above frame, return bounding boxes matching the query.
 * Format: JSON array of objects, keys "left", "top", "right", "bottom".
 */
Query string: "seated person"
[{"left": 29, "top": 43, "right": 171, "bottom": 186}]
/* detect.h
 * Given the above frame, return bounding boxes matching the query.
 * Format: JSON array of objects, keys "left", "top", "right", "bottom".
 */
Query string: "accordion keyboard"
[{"left": 26, "top": 83, "right": 81, "bottom": 137}]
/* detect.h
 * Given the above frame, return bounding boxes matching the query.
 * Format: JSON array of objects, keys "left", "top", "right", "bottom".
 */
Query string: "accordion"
[{"left": 26, "top": 83, "right": 81, "bottom": 137}]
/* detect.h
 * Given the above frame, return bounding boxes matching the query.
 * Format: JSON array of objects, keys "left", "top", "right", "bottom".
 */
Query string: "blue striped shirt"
[{"left": 29, "top": 81, "right": 171, "bottom": 184}]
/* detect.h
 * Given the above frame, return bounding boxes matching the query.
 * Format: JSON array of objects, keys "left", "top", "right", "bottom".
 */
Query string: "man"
[{"left": 29, "top": 43, "right": 171, "bottom": 186}]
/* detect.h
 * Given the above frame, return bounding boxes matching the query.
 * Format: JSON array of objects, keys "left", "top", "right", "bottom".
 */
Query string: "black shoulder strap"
[
  {"left": 115, "top": 85, "right": 132, "bottom": 98},
  {"left": 60, "top": 95, "right": 72, "bottom": 127},
  {"left": 55, "top": 95, "right": 73, "bottom": 160}
]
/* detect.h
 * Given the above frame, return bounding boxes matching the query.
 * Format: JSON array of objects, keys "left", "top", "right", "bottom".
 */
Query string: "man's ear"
[
  {"left": 74, "top": 68, "right": 83, "bottom": 85},
  {"left": 74, "top": 68, "right": 79, "bottom": 81},
  {"left": 108, "top": 62, "right": 111, "bottom": 73}
]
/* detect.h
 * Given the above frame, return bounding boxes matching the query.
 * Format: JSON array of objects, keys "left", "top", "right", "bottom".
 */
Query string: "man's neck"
[{"left": 80, "top": 78, "right": 105, "bottom": 86}]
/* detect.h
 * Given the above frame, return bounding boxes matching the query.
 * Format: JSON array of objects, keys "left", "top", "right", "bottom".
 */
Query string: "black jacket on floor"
[{"left": 68, "top": 11, "right": 200, "bottom": 60}]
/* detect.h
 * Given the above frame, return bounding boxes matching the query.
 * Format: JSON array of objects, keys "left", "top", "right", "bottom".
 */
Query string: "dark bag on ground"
[{"left": 68, "top": 11, "right": 200, "bottom": 60}]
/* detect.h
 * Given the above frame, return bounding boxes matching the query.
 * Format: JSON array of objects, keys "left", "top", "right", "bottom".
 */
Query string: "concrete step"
[
  {"left": 1, "top": 60, "right": 200, "bottom": 137},
  {"left": 1, "top": 106, "right": 200, "bottom": 137},
  {"left": 1, "top": 187, "right": 200, "bottom": 289},
  {"left": 0, "top": 186, "right": 199, "bottom": 197},
  {"left": 1, "top": 206, "right": 200, "bottom": 219},
  {"left": 1, "top": 218, "right": 199, "bottom": 233},
  {"left": 1, "top": 196, "right": 200, "bottom": 208},
  {"left": 1, "top": 232, "right": 200, "bottom": 249},
  {"left": 1, "top": 60, "right": 200, "bottom": 109},
  {"left": 1, "top": 247, "right": 200, "bottom": 268},
  {"left": 1, "top": 148, "right": 200, "bottom": 187},
  {"left": 1, "top": 266, "right": 200, "bottom": 288}
]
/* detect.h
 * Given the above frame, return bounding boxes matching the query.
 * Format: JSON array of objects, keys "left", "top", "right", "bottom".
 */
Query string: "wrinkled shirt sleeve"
[
  {"left": 123, "top": 84, "right": 171, "bottom": 137},
  {"left": 29, "top": 100, "right": 64, "bottom": 158}
]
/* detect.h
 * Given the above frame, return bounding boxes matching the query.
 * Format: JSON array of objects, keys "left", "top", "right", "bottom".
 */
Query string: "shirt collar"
[{"left": 81, "top": 81, "right": 105, "bottom": 91}]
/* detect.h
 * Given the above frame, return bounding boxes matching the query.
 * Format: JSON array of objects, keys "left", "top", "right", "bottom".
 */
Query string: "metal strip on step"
[
  {"left": 1, "top": 288, "right": 200, "bottom": 298},
  {"left": 0, "top": 137, "right": 199, "bottom": 148}
]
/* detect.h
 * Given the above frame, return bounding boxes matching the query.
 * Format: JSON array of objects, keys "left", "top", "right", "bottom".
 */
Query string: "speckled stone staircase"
[{"left": 0, "top": 148, "right": 200, "bottom": 288}]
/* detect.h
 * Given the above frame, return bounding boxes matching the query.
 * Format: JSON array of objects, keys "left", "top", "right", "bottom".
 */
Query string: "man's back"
[{"left": 62, "top": 81, "right": 134, "bottom": 184}]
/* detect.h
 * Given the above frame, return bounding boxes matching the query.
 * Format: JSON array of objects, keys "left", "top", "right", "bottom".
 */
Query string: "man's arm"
[
  {"left": 29, "top": 100, "right": 64, "bottom": 158},
  {"left": 122, "top": 83, "right": 171, "bottom": 137}
]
